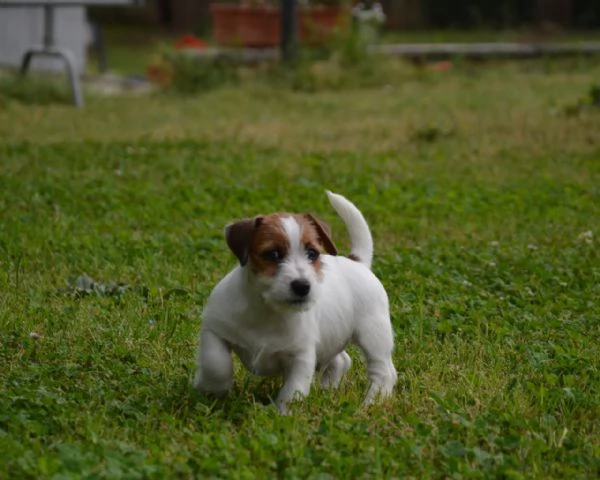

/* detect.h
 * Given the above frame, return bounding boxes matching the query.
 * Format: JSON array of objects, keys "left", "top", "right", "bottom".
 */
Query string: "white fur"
[
  {"left": 326, "top": 191, "right": 374, "bottom": 268},
  {"left": 194, "top": 191, "right": 397, "bottom": 413}
]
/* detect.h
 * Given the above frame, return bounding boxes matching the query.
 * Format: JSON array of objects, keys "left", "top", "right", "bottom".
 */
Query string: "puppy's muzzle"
[{"left": 290, "top": 279, "right": 311, "bottom": 298}]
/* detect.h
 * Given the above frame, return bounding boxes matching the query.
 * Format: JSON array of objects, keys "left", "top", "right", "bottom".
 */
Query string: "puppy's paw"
[
  {"left": 364, "top": 376, "right": 397, "bottom": 405},
  {"left": 275, "top": 389, "right": 308, "bottom": 415},
  {"left": 193, "top": 370, "right": 231, "bottom": 397},
  {"left": 276, "top": 401, "right": 292, "bottom": 416},
  {"left": 320, "top": 351, "right": 352, "bottom": 389}
]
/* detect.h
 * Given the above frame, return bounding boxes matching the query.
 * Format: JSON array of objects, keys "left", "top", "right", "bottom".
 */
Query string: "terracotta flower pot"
[
  {"left": 210, "top": 4, "right": 242, "bottom": 46},
  {"left": 210, "top": 3, "right": 346, "bottom": 48},
  {"left": 236, "top": 6, "right": 281, "bottom": 48}
]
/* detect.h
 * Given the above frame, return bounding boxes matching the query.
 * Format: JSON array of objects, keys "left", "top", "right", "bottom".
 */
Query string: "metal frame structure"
[{"left": 0, "top": 0, "right": 143, "bottom": 107}]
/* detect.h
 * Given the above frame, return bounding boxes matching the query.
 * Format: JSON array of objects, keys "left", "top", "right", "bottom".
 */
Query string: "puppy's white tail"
[{"left": 326, "top": 191, "right": 373, "bottom": 269}]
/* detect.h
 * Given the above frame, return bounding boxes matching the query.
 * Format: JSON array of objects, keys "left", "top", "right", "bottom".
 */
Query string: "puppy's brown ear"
[
  {"left": 225, "top": 216, "right": 263, "bottom": 266},
  {"left": 305, "top": 214, "right": 337, "bottom": 255}
]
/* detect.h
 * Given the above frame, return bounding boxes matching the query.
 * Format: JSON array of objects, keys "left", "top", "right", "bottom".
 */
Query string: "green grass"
[{"left": 1, "top": 58, "right": 599, "bottom": 478}]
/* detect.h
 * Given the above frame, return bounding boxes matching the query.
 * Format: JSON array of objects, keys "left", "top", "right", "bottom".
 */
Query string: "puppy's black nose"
[{"left": 290, "top": 279, "right": 311, "bottom": 297}]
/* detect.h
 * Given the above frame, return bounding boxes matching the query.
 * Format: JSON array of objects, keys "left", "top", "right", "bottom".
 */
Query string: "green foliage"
[
  {"left": 265, "top": 27, "right": 418, "bottom": 93},
  {"left": 0, "top": 58, "right": 599, "bottom": 478},
  {"left": 165, "top": 53, "right": 239, "bottom": 95},
  {"left": 589, "top": 84, "right": 600, "bottom": 106},
  {"left": 156, "top": 24, "right": 415, "bottom": 95},
  {"left": 159, "top": 56, "right": 245, "bottom": 94},
  {"left": 563, "top": 83, "right": 600, "bottom": 115},
  {"left": 0, "top": 74, "right": 69, "bottom": 106}
]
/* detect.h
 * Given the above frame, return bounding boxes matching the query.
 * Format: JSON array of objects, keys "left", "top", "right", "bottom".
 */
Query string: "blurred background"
[
  {"left": 1, "top": 0, "right": 599, "bottom": 82},
  {"left": 94, "top": 0, "right": 600, "bottom": 33}
]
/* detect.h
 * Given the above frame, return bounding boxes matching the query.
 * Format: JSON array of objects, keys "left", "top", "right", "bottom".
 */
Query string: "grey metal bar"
[
  {"left": 281, "top": 0, "right": 298, "bottom": 63},
  {"left": 180, "top": 41, "right": 600, "bottom": 66},
  {"left": 373, "top": 42, "right": 600, "bottom": 59},
  {"left": 20, "top": 46, "right": 84, "bottom": 106},
  {"left": 42, "top": 4, "right": 54, "bottom": 48},
  {"left": 90, "top": 20, "right": 107, "bottom": 73}
]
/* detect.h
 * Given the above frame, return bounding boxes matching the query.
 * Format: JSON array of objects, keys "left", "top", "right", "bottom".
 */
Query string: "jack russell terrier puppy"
[{"left": 194, "top": 191, "right": 397, "bottom": 413}]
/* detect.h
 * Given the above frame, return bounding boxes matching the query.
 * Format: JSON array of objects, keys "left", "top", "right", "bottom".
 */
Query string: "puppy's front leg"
[
  {"left": 276, "top": 351, "right": 316, "bottom": 414},
  {"left": 194, "top": 329, "right": 233, "bottom": 396}
]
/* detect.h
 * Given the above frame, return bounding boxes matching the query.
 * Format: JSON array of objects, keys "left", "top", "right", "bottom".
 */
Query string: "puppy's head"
[{"left": 225, "top": 213, "right": 337, "bottom": 311}]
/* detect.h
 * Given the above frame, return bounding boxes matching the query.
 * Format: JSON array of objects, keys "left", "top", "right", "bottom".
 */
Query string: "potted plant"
[
  {"left": 300, "top": 0, "right": 349, "bottom": 45},
  {"left": 351, "top": 2, "right": 386, "bottom": 46},
  {"left": 210, "top": 0, "right": 349, "bottom": 48}
]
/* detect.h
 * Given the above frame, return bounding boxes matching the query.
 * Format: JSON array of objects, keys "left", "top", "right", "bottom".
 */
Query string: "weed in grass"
[
  {"left": 0, "top": 74, "right": 70, "bottom": 106},
  {"left": 563, "top": 82, "right": 600, "bottom": 115},
  {"left": 164, "top": 53, "right": 240, "bottom": 95},
  {"left": 410, "top": 124, "right": 457, "bottom": 144}
]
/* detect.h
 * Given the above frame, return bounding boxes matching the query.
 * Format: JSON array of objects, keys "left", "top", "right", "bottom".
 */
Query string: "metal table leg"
[{"left": 19, "top": 4, "right": 84, "bottom": 107}]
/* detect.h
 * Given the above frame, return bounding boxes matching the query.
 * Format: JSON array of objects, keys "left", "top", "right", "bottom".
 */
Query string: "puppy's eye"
[
  {"left": 306, "top": 248, "right": 320, "bottom": 262},
  {"left": 262, "top": 249, "right": 282, "bottom": 262}
]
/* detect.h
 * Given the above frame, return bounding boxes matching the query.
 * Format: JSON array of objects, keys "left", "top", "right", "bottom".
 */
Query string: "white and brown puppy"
[{"left": 194, "top": 191, "right": 397, "bottom": 413}]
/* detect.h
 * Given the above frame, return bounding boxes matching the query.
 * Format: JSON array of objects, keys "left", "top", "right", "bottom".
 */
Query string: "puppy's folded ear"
[
  {"left": 305, "top": 214, "right": 337, "bottom": 255},
  {"left": 225, "top": 216, "right": 263, "bottom": 266}
]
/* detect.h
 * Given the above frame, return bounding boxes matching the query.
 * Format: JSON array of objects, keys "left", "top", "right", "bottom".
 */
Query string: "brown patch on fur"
[
  {"left": 348, "top": 253, "right": 361, "bottom": 262},
  {"left": 292, "top": 215, "right": 327, "bottom": 276},
  {"left": 227, "top": 212, "right": 336, "bottom": 277},
  {"left": 247, "top": 215, "right": 290, "bottom": 277},
  {"left": 303, "top": 214, "right": 337, "bottom": 256},
  {"left": 225, "top": 216, "right": 264, "bottom": 266}
]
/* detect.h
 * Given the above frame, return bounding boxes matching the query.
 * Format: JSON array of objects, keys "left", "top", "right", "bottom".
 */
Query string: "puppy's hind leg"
[
  {"left": 194, "top": 329, "right": 233, "bottom": 396},
  {"left": 363, "top": 352, "right": 397, "bottom": 404},
  {"left": 320, "top": 351, "right": 352, "bottom": 389},
  {"left": 355, "top": 317, "right": 397, "bottom": 405}
]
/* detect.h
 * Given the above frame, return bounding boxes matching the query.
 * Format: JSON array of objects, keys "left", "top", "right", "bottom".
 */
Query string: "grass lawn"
[{"left": 0, "top": 57, "right": 599, "bottom": 478}]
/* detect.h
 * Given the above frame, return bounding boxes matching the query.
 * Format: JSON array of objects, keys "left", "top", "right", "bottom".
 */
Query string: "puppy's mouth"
[
  {"left": 287, "top": 298, "right": 308, "bottom": 305},
  {"left": 284, "top": 297, "right": 313, "bottom": 310}
]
